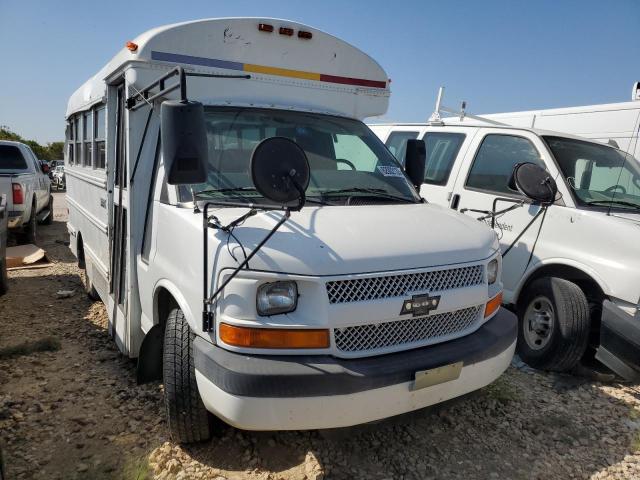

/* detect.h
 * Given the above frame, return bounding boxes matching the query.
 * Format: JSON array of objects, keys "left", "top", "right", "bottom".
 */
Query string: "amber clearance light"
[
  {"left": 484, "top": 291, "right": 503, "bottom": 318},
  {"left": 220, "top": 323, "right": 329, "bottom": 349}
]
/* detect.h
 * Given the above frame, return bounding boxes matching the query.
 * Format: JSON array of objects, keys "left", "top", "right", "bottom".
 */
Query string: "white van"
[
  {"left": 441, "top": 82, "right": 640, "bottom": 159},
  {"left": 65, "top": 18, "right": 515, "bottom": 442},
  {"left": 371, "top": 119, "right": 640, "bottom": 381}
]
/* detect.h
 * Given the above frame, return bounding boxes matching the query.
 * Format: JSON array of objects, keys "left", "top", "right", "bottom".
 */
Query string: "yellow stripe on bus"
[{"left": 243, "top": 63, "right": 321, "bottom": 81}]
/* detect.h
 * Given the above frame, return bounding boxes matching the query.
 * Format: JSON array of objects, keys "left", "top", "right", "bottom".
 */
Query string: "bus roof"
[{"left": 66, "top": 18, "right": 390, "bottom": 119}]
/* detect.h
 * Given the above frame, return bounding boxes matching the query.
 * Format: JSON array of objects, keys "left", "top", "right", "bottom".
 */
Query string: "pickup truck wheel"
[
  {"left": 0, "top": 258, "right": 8, "bottom": 296},
  {"left": 517, "top": 277, "right": 590, "bottom": 372},
  {"left": 42, "top": 195, "right": 53, "bottom": 225},
  {"left": 163, "top": 307, "right": 212, "bottom": 444},
  {"left": 23, "top": 205, "right": 37, "bottom": 244}
]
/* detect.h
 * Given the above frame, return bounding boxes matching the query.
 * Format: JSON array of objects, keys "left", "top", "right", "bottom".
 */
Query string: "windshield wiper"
[
  {"left": 315, "top": 187, "right": 415, "bottom": 203},
  {"left": 586, "top": 199, "right": 640, "bottom": 210},
  {"left": 195, "top": 187, "right": 258, "bottom": 197}
]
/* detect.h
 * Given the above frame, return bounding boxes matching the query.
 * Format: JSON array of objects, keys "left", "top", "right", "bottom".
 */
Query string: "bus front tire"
[
  {"left": 163, "top": 307, "right": 212, "bottom": 444},
  {"left": 517, "top": 277, "right": 590, "bottom": 372}
]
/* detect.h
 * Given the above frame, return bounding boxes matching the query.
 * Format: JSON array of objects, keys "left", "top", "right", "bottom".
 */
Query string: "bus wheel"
[
  {"left": 517, "top": 277, "right": 590, "bottom": 372},
  {"left": 163, "top": 307, "right": 211, "bottom": 443}
]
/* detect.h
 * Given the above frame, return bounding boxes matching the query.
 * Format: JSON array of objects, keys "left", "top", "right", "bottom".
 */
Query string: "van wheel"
[
  {"left": 163, "top": 307, "right": 211, "bottom": 443},
  {"left": 517, "top": 277, "right": 590, "bottom": 372},
  {"left": 42, "top": 195, "right": 53, "bottom": 225},
  {"left": 23, "top": 205, "right": 37, "bottom": 244}
]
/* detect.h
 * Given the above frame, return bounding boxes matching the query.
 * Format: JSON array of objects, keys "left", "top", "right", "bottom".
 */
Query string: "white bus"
[{"left": 65, "top": 18, "right": 515, "bottom": 442}]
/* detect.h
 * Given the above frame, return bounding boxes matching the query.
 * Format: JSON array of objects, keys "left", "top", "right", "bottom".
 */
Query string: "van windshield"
[
  {"left": 544, "top": 136, "right": 640, "bottom": 211},
  {"left": 180, "top": 107, "right": 419, "bottom": 205}
]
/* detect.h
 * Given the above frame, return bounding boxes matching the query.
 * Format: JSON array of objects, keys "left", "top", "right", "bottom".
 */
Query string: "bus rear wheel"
[{"left": 163, "top": 307, "right": 212, "bottom": 444}]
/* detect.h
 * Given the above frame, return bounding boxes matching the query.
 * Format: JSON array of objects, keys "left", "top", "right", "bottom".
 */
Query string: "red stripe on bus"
[{"left": 319, "top": 74, "right": 387, "bottom": 89}]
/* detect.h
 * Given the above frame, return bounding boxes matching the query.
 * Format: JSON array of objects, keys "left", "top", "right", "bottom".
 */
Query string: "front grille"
[
  {"left": 326, "top": 265, "right": 484, "bottom": 304},
  {"left": 334, "top": 305, "right": 482, "bottom": 353}
]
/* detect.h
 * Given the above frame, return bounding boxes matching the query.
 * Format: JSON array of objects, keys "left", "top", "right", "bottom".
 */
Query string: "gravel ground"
[{"left": 1, "top": 192, "right": 640, "bottom": 479}]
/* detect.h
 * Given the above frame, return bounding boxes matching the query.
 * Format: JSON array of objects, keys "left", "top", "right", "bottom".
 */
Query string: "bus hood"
[{"left": 212, "top": 203, "right": 498, "bottom": 276}]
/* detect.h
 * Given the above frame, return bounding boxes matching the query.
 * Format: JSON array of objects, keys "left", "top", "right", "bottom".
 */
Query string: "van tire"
[
  {"left": 517, "top": 277, "right": 590, "bottom": 372},
  {"left": 163, "top": 307, "right": 211, "bottom": 444},
  {"left": 23, "top": 204, "right": 37, "bottom": 244},
  {"left": 42, "top": 195, "right": 53, "bottom": 225}
]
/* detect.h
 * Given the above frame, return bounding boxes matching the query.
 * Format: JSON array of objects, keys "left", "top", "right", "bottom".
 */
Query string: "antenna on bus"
[{"left": 427, "top": 86, "right": 507, "bottom": 126}]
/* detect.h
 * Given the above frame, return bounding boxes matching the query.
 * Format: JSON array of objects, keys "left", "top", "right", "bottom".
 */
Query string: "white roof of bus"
[{"left": 66, "top": 18, "right": 390, "bottom": 119}]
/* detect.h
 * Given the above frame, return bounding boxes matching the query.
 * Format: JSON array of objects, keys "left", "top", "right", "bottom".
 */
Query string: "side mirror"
[
  {"left": 404, "top": 139, "right": 426, "bottom": 189},
  {"left": 161, "top": 100, "right": 208, "bottom": 185},
  {"left": 509, "top": 162, "right": 558, "bottom": 204},
  {"left": 41, "top": 162, "right": 50, "bottom": 174},
  {"left": 250, "top": 137, "right": 310, "bottom": 206}
]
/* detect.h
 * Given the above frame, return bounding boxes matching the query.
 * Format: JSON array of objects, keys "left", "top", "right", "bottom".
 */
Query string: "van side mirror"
[
  {"left": 161, "top": 100, "right": 208, "bottom": 185},
  {"left": 509, "top": 162, "right": 558, "bottom": 204},
  {"left": 250, "top": 137, "right": 310, "bottom": 207},
  {"left": 404, "top": 139, "right": 426, "bottom": 189},
  {"left": 40, "top": 162, "right": 50, "bottom": 174}
]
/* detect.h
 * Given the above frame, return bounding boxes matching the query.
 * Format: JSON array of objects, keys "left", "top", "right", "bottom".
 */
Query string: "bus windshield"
[
  {"left": 544, "top": 136, "right": 640, "bottom": 212},
  {"left": 180, "top": 107, "right": 419, "bottom": 205}
]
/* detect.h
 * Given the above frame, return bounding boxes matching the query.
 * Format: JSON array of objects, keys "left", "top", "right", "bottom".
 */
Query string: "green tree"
[{"left": 0, "top": 126, "right": 64, "bottom": 161}]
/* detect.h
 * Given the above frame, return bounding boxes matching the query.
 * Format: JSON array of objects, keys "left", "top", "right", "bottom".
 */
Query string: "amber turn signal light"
[
  {"left": 126, "top": 41, "right": 138, "bottom": 52},
  {"left": 219, "top": 323, "right": 330, "bottom": 349},
  {"left": 484, "top": 291, "right": 503, "bottom": 318}
]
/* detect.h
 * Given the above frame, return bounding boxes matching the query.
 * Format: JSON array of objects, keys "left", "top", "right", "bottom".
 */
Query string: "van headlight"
[
  {"left": 487, "top": 259, "right": 499, "bottom": 285},
  {"left": 257, "top": 281, "right": 298, "bottom": 316}
]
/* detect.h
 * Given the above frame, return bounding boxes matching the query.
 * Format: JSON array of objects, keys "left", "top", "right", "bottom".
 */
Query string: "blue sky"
[{"left": 0, "top": 0, "right": 637, "bottom": 143}]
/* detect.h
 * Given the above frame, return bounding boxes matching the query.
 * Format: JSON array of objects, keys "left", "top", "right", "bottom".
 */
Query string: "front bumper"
[
  {"left": 194, "top": 307, "right": 517, "bottom": 430},
  {"left": 596, "top": 300, "right": 640, "bottom": 382}
]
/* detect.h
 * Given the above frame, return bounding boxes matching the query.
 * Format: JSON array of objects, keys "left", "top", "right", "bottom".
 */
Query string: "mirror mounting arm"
[{"left": 201, "top": 201, "right": 293, "bottom": 333}]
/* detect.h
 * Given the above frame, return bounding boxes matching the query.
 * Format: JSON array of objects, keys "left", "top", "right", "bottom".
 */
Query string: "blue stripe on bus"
[{"left": 150, "top": 51, "right": 244, "bottom": 71}]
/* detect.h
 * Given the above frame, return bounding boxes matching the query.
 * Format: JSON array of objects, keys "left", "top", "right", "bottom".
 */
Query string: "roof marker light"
[
  {"left": 297, "top": 30, "right": 312, "bottom": 40},
  {"left": 258, "top": 23, "right": 274, "bottom": 33},
  {"left": 126, "top": 41, "right": 138, "bottom": 52},
  {"left": 279, "top": 27, "right": 294, "bottom": 36}
]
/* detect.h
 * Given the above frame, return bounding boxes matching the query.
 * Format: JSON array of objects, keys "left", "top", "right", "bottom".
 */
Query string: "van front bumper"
[
  {"left": 596, "top": 300, "right": 640, "bottom": 382},
  {"left": 194, "top": 308, "right": 517, "bottom": 430}
]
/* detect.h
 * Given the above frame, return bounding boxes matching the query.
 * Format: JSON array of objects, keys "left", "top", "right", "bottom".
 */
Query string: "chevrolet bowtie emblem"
[{"left": 400, "top": 293, "right": 441, "bottom": 317}]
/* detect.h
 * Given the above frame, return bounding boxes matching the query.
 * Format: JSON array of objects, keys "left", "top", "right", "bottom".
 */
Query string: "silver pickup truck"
[{"left": 0, "top": 140, "right": 53, "bottom": 244}]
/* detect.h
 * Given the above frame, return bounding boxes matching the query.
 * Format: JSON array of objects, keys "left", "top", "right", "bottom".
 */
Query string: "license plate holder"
[{"left": 411, "top": 361, "right": 463, "bottom": 391}]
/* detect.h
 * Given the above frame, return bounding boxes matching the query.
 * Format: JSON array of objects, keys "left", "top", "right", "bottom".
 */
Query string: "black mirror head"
[
  {"left": 161, "top": 100, "right": 208, "bottom": 185},
  {"left": 404, "top": 139, "right": 426, "bottom": 189},
  {"left": 509, "top": 162, "right": 558, "bottom": 204},
  {"left": 250, "top": 137, "right": 310, "bottom": 205}
]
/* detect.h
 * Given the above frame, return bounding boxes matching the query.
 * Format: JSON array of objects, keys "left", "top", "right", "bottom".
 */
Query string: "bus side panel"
[{"left": 65, "top": 168, "right": 110, "bottom": 296}]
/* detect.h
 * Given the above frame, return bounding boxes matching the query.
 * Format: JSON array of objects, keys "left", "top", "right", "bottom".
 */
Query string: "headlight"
[
  {"left": 487, "top": 259, "right": 499, "bottom": 285},
  {"left": 257, "top": 281, "right": 298, "bottom": 316}
]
